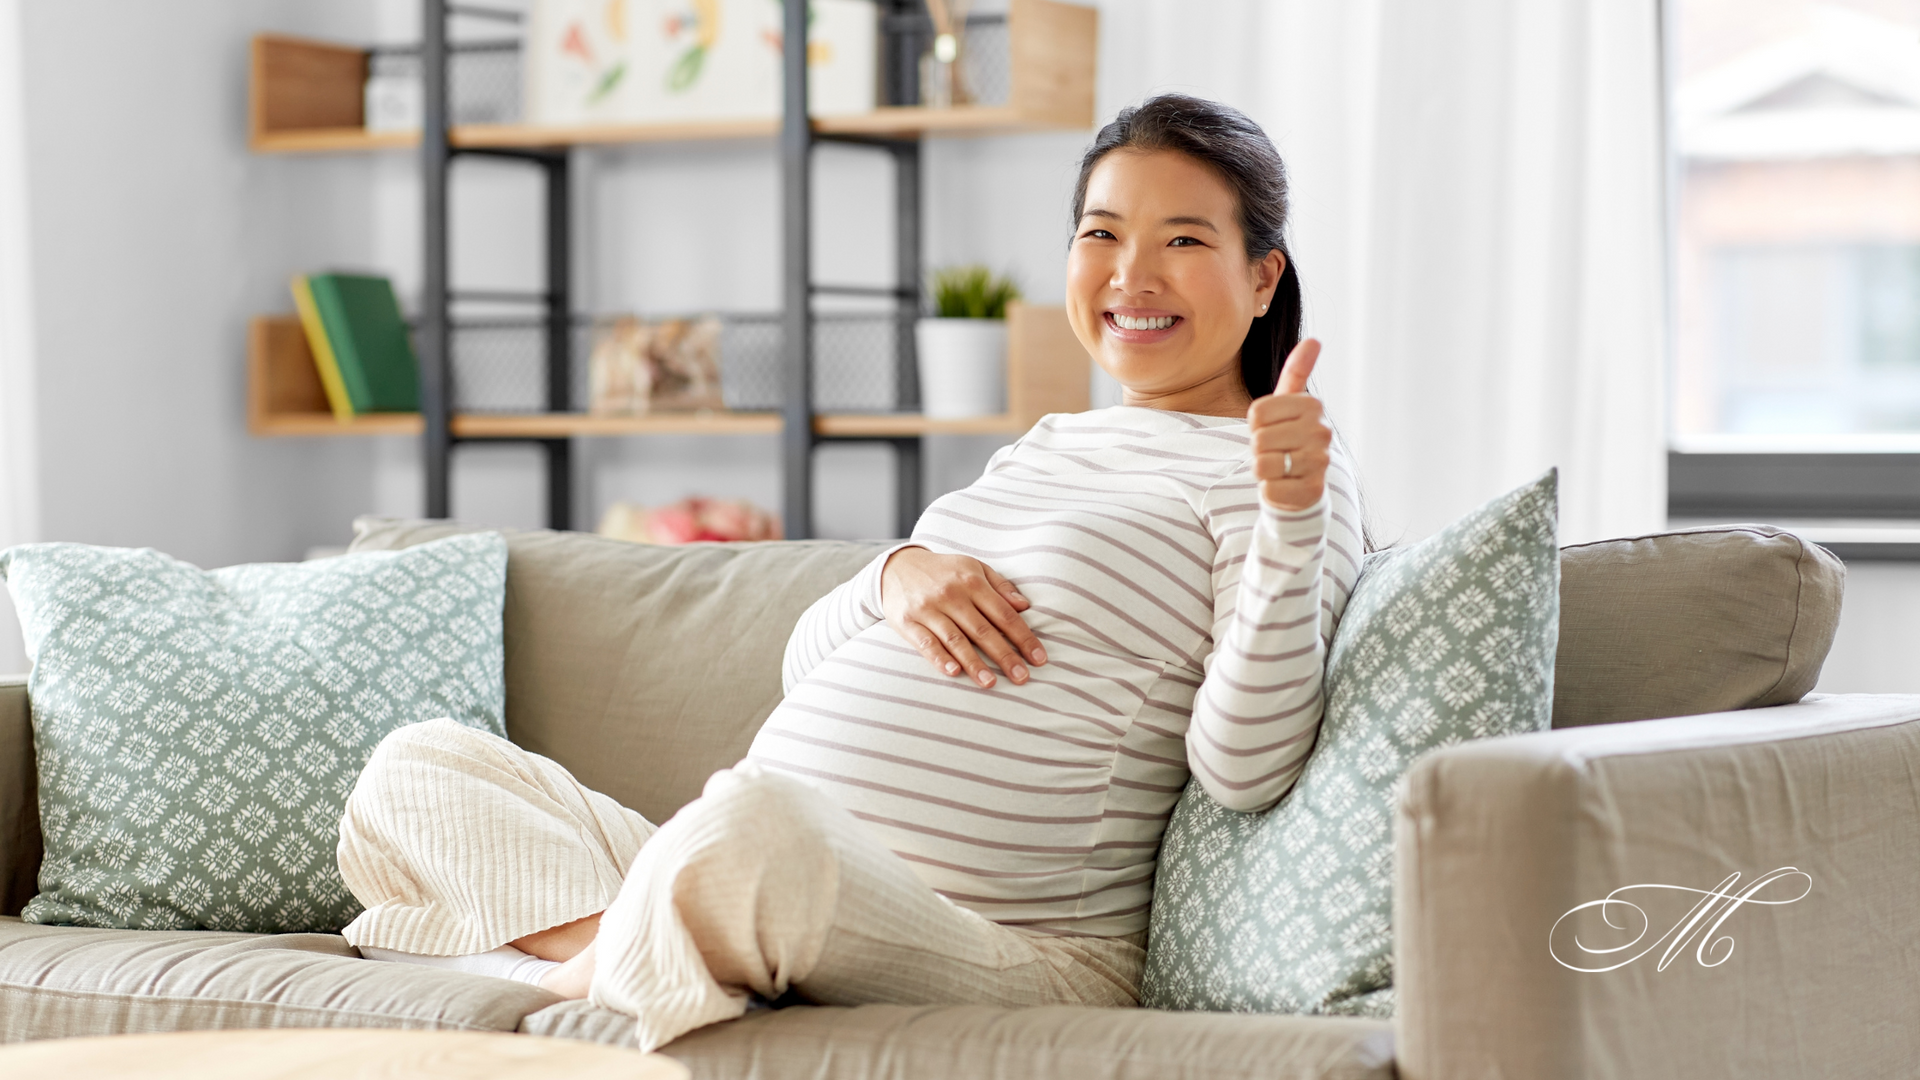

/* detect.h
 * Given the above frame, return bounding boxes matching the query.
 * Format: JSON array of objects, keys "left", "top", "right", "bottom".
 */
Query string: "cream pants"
[{"left": 336, "top": 719, "right": 1144, "bottom": 1051}]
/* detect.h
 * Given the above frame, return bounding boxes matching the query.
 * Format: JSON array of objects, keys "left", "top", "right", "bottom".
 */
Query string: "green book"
[{"left": 306, "top": 273, "right": 420, "bottom": 412}]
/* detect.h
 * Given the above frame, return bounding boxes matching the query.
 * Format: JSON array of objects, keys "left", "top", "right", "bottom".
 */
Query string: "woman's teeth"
[{"left": 1112, "top": 314, "right": 1177, "bottom": 331}]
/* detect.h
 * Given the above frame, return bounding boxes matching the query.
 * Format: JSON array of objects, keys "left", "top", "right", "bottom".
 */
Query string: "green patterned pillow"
[
  {"left": 0, "top": 532, "right": 507, "bottom": 933},
  {"left": 1141, "top": 471, "right": 1560, "bottom": 1017}
]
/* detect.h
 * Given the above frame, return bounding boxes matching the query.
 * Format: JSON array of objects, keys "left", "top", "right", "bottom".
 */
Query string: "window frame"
[{"left": 1660, "top": 0, "right": 1920, "bottom": 552}]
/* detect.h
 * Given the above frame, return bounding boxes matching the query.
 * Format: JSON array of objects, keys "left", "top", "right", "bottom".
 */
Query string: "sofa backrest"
[{"left": 350, "top": 517, "right": 1845, "bottom": 816}]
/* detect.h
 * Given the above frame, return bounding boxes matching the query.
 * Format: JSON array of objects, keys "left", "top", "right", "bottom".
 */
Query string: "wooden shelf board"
[
  {"left": 250, "top": 108, "right": 1085, "bottom": 155},
  {"left": 250, "top": 412, "right": 423, "bottom": 437},
  {"left": 815, "top": 413, "right": 1028, "bottom": 436},
  {"left": 249, "top": 412, "right": 778, "bottom": 437},
  {"left": 814, "top": 106, "right": 1044, "bottom": 137},
  {"left": 456, "top": 412, "right": 781, "bottom": 437},
  {"left": 249, "top": 119, "right": 777, "bottom": 154},
  {"left": 246, "top": 410, "right": 1035, "bottom": 438},
  {"left": 251, "top": 127, "right": 415, "bottom": 153},
  {"left": 455, "top": 118, "right": 780, "bottom": 148}
]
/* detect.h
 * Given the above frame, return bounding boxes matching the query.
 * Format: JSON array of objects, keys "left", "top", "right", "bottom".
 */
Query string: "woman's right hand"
[{"left": 880, "top": 547, "right": 1047, "bottom": 688}]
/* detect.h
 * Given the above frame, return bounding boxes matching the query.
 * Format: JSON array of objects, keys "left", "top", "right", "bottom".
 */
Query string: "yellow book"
[{"left": 290, "top": 274, "right": 355, "bottom": 421}]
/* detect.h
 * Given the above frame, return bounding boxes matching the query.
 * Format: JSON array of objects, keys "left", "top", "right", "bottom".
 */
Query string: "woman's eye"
[
  {"left": 1080, "top": 229, "right": 1115, "bottom": 241},
  {"left": 1169, "top": 236, "right": 1201, "bottom": 247}
]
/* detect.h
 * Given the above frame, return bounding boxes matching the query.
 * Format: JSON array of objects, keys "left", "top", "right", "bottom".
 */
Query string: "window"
[{"left": 1667, "top": 0, "right": 1920, "bottom": 544}]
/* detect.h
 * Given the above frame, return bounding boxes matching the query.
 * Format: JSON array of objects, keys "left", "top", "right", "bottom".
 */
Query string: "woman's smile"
[{"left": 1105, "top": 307, "right": 1185, "bottom": 341}]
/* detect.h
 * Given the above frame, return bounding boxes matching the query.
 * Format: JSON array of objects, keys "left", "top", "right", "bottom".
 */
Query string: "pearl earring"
[{"left": 1260, "top": 303, "right": 1268, "bottom": 313}]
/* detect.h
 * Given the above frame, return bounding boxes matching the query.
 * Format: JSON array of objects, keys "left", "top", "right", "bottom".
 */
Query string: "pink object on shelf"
[{"left": 597, "top": 497, "right": 782, "bottom": 545}]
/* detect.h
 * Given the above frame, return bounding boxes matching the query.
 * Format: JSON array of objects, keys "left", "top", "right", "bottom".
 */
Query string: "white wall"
[
  {"left": 0, "top": 0, "right": 396, "bottom": 672},
  {"left": 1814, "top": 563, "right": 1920, "bottom": 694},
  {"left": 18, "top": 0, "right": 388, "bottom": 564}
]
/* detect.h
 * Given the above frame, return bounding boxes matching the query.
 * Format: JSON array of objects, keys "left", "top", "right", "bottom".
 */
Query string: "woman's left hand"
[{"left": 1248, "top": 338, "right": 1332, "bottom": 511}]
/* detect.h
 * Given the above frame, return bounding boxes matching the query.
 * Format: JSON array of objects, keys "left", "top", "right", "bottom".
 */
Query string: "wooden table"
[{"left": 0, "top": 1028, "right": 688, "bottom": 1079}]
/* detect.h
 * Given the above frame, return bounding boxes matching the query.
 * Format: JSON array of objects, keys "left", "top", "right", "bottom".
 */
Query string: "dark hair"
[{"left": 1071, "top": 94, "right": 1303, "bottom": 399}]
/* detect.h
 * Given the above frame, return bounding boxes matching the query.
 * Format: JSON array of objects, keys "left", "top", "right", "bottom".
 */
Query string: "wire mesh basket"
[
  {"left": 443, "top": 319, "right": 562, "bottom": 412},
  {"left": 905, "top": 17, "right": 1010, "bottom": 108},
  {"left": 958, "top": 19, "right": 1012, "bottom": 108},
  {"left": 367, "top": 43, "right": 521, "bottom": 126},
  {"left": 717, "top": 315, "right": 907, "bottom": 413}
]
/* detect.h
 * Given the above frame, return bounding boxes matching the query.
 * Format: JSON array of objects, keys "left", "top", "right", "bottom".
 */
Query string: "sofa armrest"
[
  {"left": 0, "top": 676, "right": 34, "bottom": 918},
  {"left": 1394, "top": 693, "right": 1920, "bottom": 1080}
]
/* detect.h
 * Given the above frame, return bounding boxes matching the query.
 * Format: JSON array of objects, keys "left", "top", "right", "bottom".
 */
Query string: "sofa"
[{"left": 1, "top": 516, "right": 1916, "bottom": 1079}]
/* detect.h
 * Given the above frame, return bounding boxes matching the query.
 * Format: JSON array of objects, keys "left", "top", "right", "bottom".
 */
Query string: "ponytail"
[{"left": 1239, "top": 255, "right": 1302, "bottom": 398}]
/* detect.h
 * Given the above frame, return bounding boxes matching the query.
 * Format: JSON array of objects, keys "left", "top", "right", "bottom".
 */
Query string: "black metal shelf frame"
[
  {"left": 785, "top": 1, "right": 991, "bottom": 539},
  {"left": 419, "top": 0, "right": 572, "bottom": 528},
  {"left": 414, "top": 0, "right": 975, "bottom": 538}
]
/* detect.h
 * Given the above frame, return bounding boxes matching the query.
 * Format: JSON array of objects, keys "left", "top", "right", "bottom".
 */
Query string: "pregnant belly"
[{"left": 745, "top": 622, "right": 1164, "bottom": 915}]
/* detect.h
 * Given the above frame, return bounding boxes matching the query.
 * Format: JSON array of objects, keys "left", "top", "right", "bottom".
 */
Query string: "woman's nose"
[{"left": 1110, "top": 241, "right": 1163, "bottom": 294}]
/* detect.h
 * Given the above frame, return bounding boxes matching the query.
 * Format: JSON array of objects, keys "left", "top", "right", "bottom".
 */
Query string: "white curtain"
[
  {"left": 1094, "top": 0, "right": 1669, "bottom": 545},
  {"left": 0, "top": 0, "right": 39, "bottom": 673}
]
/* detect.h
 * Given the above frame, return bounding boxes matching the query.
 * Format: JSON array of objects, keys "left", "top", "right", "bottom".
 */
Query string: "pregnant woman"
[{"left": 336, "top": 94, "right": 1363, "bottom": 1051}]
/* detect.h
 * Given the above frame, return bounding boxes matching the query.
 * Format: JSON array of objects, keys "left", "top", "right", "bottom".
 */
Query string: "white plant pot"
[{"left": 916, "top": 318, "right": 1008, "bottom": 419}]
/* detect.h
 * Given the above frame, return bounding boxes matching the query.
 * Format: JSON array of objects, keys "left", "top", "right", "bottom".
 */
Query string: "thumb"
[{"left": 1275, "top": 338, "right": 1321, "bottom": 396}]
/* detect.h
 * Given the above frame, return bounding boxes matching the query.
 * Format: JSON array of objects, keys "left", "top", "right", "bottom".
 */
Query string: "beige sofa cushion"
[
  {"left": 524, "top": 1000, "right": 1395, "bottom": 1080},
  {"left": 0, "top": 917, "right": 556, "bottom": 1040},
  {"left": 349, "top": 518, "right": 886, "bottom": 824},
  {"left": 1553, "top": 524, "right": 1845, "bottom": 728},
  {"left": 0, "top": 908, "right": 1393, "bottom": 1080}
]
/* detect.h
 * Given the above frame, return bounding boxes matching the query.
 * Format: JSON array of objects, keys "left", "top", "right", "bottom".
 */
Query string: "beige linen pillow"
[
  {"left": 349, "top": 518, "right": 885, "bottom": 824},
  {"left": 1552, "top": 524, "right": 1844, "bottom": 728}
]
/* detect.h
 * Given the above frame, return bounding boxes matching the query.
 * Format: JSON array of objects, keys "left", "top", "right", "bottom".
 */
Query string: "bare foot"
[
  {"left": 539, "top": 939, "right": 596, "bottom": 1000},
  {"left": 511, "top": 911, "right": 603, "bottom": 962}
]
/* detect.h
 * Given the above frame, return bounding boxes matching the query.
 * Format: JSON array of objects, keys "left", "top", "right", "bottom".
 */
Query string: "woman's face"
[{"left": 1066, "top": 149, "right": 1284, "bottom": 414}]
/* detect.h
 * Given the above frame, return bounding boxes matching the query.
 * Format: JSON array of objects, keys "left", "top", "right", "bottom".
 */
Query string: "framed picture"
[{"left": 525, "top": 0, "right": 876, "bottom": 126}]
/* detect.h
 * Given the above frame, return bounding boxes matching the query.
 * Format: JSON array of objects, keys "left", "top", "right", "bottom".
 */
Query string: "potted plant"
[{"left": 918, "top": 266, "right": 1022, "bottom": 419}]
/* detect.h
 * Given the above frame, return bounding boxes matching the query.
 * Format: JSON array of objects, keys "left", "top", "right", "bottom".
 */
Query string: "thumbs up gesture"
[{"left": 1248, "top": 338, "right": 1332, "bottom": 511}]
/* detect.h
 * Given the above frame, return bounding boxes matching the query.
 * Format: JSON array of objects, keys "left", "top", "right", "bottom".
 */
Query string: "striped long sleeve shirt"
[{"left": 746, "top": 405, "right": 1362, "bottom": 938}]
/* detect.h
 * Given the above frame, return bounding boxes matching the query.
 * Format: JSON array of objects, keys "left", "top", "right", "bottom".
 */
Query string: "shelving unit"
[{"left": 245, "top": 0, "right": 1097, "bottom": 537}]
